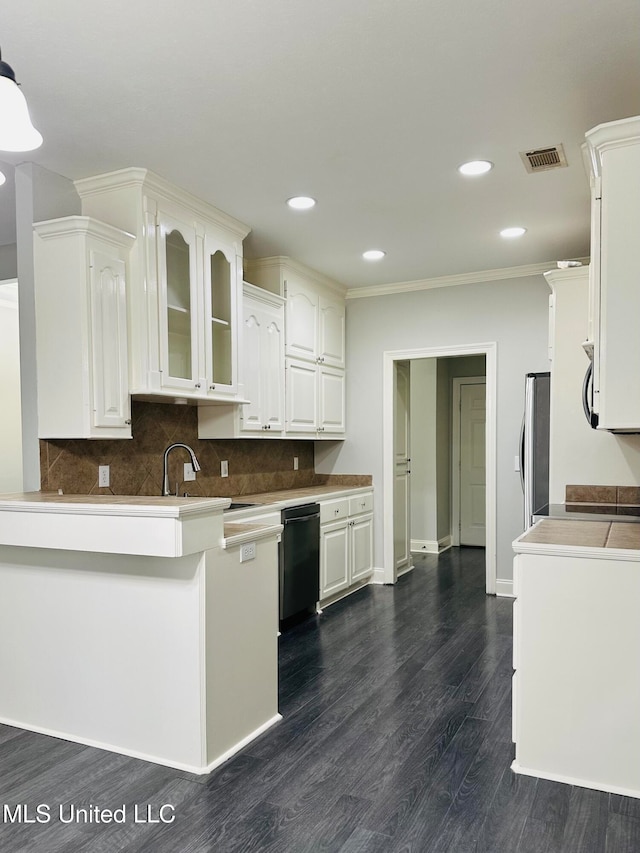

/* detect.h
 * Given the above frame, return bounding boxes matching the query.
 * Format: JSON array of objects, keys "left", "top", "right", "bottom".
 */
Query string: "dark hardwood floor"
[{"left": 1, "top": 548, "right": 638, "bottom": 852}]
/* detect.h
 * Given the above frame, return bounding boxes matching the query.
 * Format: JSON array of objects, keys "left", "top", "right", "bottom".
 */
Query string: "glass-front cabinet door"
[
  {"left": 157, "top": 209, "right": 199, "bottom": 393},
  {"left": 203, "top": 231, "right": 238, "bottom": 396}
]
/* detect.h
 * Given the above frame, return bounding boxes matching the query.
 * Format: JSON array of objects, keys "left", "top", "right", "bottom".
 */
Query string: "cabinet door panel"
[
  {"left": 90, "top": 250, "right": 131, "bottom": 430},
  {"left": 156, "top": 209, "right": 199, "bottom": 392},
  {"left": 321, "top": 522, "right": 349, "bottom": 598},
  {"left": 262, "top": 312, "right": 284, "bottom": 432},
  {"left": 285, "top": 280, "right": 317, "bottom": 361},
  {"left": 319, "top": 295, "right": 345, "bottom": 368},
  {"left": 318, "top": 366, "right": 345, "bottom": 434},
  {"left": 286, "top": 358, "right": 318, "bottom": 433},
  {"left": 204, "top": 233, "right": 238, "bottom": 395},
  {"left": 241, "top": 309, "right": 263, "bottom": 431},
  {"left": 350, "top": 514, "right": 373, "bottom": 583}
]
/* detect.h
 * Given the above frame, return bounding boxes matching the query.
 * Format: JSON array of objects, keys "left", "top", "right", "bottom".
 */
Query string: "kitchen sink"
[{"left": 226, "top": 502, "right": 260, "bottom": 511}]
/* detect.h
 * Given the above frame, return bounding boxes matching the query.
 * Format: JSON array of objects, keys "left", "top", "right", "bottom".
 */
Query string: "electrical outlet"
[
  {"left": 98, "top": 465, "right": 110, "bottom": 488},
  {"left": 221, "top": 460, "right": 229, "bottom": 478},
  {"left": 240, "top": 541, "right": 256, "bottom": 562},
  {"left": 184, "top": 462, "right": 196, "bottom": 482},
  {"left": 293, "top": 456, "right": 299, "bottom": 470}
]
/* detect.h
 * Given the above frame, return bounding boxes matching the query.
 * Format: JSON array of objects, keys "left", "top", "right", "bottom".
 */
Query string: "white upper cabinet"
[
  {"left": 585, "top": 115, "right": 640, "bottom": 431},
  {"left": 244, "top": 256, "right": 347, "bottom": 438},
  {"left": 75, "top": 168, "right": 250, "bottom": 404},
  {"left": 285, "top": 276, "right": 345, "bottom": 369},
  {"left": 318, "top": 294, "right": 346, "bottom": 368},
  {"left": 33, "top": 216, "right": 134, "bottom": 439},
  {"left": 198, "top": 283, "right": 285, "bottom": 438}
]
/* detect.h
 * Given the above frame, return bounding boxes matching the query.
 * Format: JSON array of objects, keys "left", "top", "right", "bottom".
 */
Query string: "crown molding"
[
  {"left": 245, "top": 255, "right": 347, "bottom": 297},
  {"left": 75, "top": 168, "right": 251, "bottom": 242},
  {"left": 345, "top": 259, "right": 590, "bottom": 300}
]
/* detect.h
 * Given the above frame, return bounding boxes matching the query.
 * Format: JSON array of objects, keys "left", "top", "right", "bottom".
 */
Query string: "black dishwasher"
[{"left": 279, "top": 503, "right": 320, "bottom": 621}]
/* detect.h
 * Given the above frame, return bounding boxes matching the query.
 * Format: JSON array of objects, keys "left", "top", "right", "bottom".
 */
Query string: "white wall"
[
  {"left": 0, "top": 282, "right": 23, "bottom": 491},
  {"left": 547, "top": 267, "right": 640, "bottom": 500},
  {"left": 0, "top": 244, "right": 17, "bottom": 280},
  {"left": 316, "top": 274, "right": 550, "bottom": 584}
]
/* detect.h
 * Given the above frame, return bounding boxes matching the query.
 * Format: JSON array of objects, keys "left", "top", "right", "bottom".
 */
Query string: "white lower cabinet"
[
  {"left": 320, "top": 492, "right": 373, "bottom": 602},
  {"left": 512, "top": 549, "right": 640, "bottom": 797},
  {"left": 33, "top": 216, "right": 135, "bottom": 439}
]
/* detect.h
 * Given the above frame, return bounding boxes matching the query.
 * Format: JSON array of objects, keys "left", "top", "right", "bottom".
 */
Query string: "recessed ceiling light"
[
  {"left": 0, "top": 171, "right": 5, "bottom": 187},
  {"left": 286, "top": 196, "right": 316, "bottom": 210},
  {"left": 458, "top": 160, "right": 493, "bottom": 176},
  {"left": 362, "top": 249, "right": 386, "bottom": 261},
  {"left": 500, "top": 226, "right": 527, "bottom": 238}
]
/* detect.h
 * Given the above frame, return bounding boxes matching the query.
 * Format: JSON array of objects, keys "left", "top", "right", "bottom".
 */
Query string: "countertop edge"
[
  {"left": 221, "top": 523, "right": 283, "bottom": 549},
  {"left": 0, "top": 494, "right": 230, "bottom": 519}
]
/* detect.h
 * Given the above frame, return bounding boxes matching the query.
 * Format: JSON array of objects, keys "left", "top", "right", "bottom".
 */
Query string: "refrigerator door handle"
[
  {"left": 582, "top": 362, "right": 599, "bottom": 429},
  {"left": 519, "top": 415, "right": 526, "bottom": 493},
  {"left": 522, "top": 376, "right": 535, "bottom": 529}
]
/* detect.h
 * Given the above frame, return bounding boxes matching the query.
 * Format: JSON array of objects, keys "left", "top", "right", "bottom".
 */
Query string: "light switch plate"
[
  {"left": 221, "top": 460, "right": 229, "bottom": 478},
  {"left": 98, "top": 465, "right": 110, "bottom": 488},
  {"left": 184, "top": 462, "right": 196, "bottom": 482}
]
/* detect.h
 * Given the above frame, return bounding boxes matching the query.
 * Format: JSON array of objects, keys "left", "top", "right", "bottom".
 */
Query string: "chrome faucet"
[{"left": 162, "top": 443, "right": 202, "bottom": 496}]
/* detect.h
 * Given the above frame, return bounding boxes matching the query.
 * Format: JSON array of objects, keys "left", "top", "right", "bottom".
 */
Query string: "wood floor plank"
[
  {"left": 605, "top": 812, "right": 640, "bottom": 853},
  {"left": 365, "top": 716, "right": 489, "bottom": 844},
  {"left": 557, "top": 786, "right": 610, "bottom": 853},
  {"left": 472, "top": 764, "right": 538, "bottom": 852}
]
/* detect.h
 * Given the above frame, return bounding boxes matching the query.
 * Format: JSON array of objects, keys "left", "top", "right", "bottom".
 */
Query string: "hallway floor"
[{"left": 1, "top": 548, "right": 638, "bottom": 851}]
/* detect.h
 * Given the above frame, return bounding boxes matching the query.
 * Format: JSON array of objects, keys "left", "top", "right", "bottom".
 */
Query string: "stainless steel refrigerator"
[{"left": 520, "top": 372, "right": 551, "bottom": 530}]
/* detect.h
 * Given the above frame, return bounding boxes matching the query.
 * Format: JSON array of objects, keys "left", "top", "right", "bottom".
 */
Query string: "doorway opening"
[{"left": 383, "top": 343, "right": 497, "bottom": 594}]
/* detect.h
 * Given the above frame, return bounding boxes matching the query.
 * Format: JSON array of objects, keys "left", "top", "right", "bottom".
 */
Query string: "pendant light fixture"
[{"left": 0, "top": 47, "right": 43, "bottom": 152}]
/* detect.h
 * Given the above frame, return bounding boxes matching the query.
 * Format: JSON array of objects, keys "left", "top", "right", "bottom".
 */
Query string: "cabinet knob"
[
  {"left": 210, "top": 384, "right": 215, "bottom": 390},
  {"left": 195, "top": 383, "right": 201, "bottom": 389},
  {"left": 124, "top": 419, "right": 132, "bottom": 425}
]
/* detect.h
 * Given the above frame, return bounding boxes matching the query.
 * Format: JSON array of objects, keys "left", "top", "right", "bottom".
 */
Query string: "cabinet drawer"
[
  {"left": 320, "top": 499, "right": 349, "bottom": 523},
  {"left": 349, "top": 493, "right": 373, "bottom": 516}
]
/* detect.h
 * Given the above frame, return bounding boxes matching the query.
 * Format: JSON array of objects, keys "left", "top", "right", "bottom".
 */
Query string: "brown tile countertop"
[{"left": 519, "top": 519, "right": 640, "bottom": 551}]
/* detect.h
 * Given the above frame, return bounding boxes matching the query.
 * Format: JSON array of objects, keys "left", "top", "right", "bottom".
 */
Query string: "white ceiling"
[{"left": 1, "top": 0, "right": 639, "bottom": 289}]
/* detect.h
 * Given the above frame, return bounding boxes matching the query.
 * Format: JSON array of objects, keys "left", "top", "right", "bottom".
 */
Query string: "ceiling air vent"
[{"left": 520, "top": 144, "right": 568, "bottom": 173}]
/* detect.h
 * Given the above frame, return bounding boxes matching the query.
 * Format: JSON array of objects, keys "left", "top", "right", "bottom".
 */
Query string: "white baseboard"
[
  {"left": 370, "top": 567, "right": 386, "bottom": 585},
  {"left": 396, "top": 562, "right": 414, "bottom": 578},
  {"left": 511, "top": 760, "right": 640, "bottom": 799},
  {"left": 320, "top": 577, "right": 371, "bottom": 609},
  {"left": 496, "top": 578, "right": 514, "bottom": 598},
  {"left": 0, "top": 712, "right": 282, "bottom": 775},
  {"left": 203, "top": 714, "right": 282, "bottom": 774},
  {"left": 411, "top": 535, "right": 452, "bottom": 554}
]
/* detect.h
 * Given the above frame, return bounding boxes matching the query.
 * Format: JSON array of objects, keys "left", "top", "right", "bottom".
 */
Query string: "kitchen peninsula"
[
  {"left": 512, "top": 517, "right": 640, "bottom": 798},
  {"left": 0, "top": 492, "right": 282, "bottom": 774}
]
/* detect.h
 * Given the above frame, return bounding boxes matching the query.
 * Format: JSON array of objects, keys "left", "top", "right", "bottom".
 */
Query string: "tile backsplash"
[
  {"left": 40, "top": 401, "right": 370, "bottom": 498},
  {"left": 565, "top": 484, "right": 640, "bottom": 505}
]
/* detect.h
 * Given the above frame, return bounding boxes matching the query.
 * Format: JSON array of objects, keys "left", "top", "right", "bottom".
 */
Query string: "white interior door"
[
  {"left": 459, "top": 381, "right": 486, "bottom": 546},
  {"left": 394, "top": 361, "right": 411, "bottom": 572}
]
